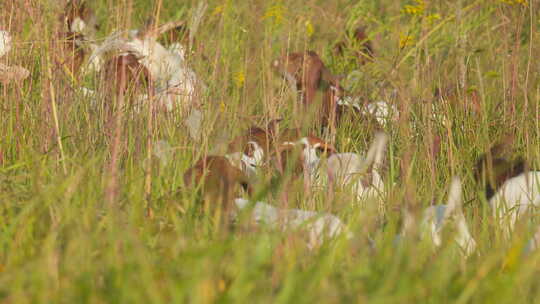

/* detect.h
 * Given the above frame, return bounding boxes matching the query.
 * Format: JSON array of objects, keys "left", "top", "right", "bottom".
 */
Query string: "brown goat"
[
  {"left": 320, "top": 82, "right": 362, "bottom": 128},
  {"left": 272, "top": 51, "right": 338, "bottom": 106},
  {"left": 183, "top": 156, "right": 253, "bottom": 213}
]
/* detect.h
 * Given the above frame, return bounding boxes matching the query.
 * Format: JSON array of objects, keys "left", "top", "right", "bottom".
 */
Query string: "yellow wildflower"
[
  {"left": 219, "top": 100, "right": 226, "bottom": 113},
  {"left": 233, "top": 70, "right": 245, "bottom": 88},
  {"left": 305, "top": 20, "right": 314, "bottom": 38},
  {"left": 426, "top": 13, "right": 441, "bottom": 25},
  {"left": 403, "top": 0, "right": 425, "bottom": 16},
  {"left": 399, "top": 33, "right": 415, "bottom": 48},
  {"left": 264, "top": 3, "right": 286, "bottom": 25},
  {"left": 500, "top": 0, "right": 528, "bottom": 6},
  {"left": 212, "top": 5, "right": 224, "bottom": 16}
]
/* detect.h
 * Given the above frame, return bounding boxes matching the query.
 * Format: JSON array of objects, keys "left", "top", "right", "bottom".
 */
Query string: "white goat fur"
[
  {"left": 326, "top": 132, "right": 388, "bottom": 201},
  {"left": 88, "top": 28, "right": 203, "bottom": 111},
  {"left": 225, "top": 141, "right": 265, "bottom": 178},
  {"left": 234, "top": 198, "right": 352, "bottom": 248},
  {"left": 0, "top": 30, "right": 12, "bottom": 58},
  {"left": 488, "top": 171, "right": 540, "bottom": 237},
  {"left": 420, "top": 177, "right": 476, "bottom": 256}
]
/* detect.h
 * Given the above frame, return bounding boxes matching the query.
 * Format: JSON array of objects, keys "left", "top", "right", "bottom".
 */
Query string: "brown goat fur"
[
  {"left": 58, "top": 0, "right": 98, "bottom": 77},
  {"left": 183, "top": 156, "right": 253, "bottom": 213},
  {"left": 272, "top": 51, "right": 337, "bottom": 106},
  {"left": 103, "top": 54, "right": 151, "bottom": 98}
]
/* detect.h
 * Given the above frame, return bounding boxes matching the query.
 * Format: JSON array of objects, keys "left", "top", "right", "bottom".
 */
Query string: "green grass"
[{"left": 2, "top": 0, "right": 540, "bottom": 302}]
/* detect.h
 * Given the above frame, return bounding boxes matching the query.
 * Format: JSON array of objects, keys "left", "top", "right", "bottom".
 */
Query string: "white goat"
[
  {"left": 402, "top": 177, "right": 476, "bottom": 257},
  {"left": 0, "top": 30, "right": 11, "bottom": 58},
  {"left": 326, "top": 132, "right": 388, "bottom": 202},
  {"left": 234, "top": 198, "right": 352, "bottom": 248},
  {"left": 488, "top": 171, "right": 540, "bottom": 237},
  {"left": 524, "top": 224, "right": 540, "bottom": 253}
]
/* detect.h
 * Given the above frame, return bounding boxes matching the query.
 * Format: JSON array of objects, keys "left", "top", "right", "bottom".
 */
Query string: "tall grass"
[{"left": 1, "top": 0, "right": 540, "bottom": 302}]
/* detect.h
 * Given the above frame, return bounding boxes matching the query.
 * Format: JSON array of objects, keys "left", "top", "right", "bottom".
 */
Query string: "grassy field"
[{"left": 2, "top": 0, "right": 540, "bottom": 302}]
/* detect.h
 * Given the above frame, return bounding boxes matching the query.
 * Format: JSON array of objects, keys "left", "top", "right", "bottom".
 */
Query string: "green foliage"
[{"left": 1, "top": 0, "right": 540, "bottom": 302}]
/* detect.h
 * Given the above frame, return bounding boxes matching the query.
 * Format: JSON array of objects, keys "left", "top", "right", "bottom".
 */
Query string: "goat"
[
  {"left": 88, "top": 19, "right": 204, "bottom": 111},
  {"left": 59, "top": 0, "right": 102, "bottom": 76},
  {"left": 0, "top": 30, "right": 29, "bottom": 84},
  {"left": 472, "top": 138, "right": 540, "bottom": 237},
  {"left": 183, "top": 155, "right": 253, "bottom": 214},
  {"left": 272, "top": 51, "right": 337, "bottom": 106},
  {"left": 326, "top": 132, "right": 388, "bottom": 202},
  {"left": 102, "top": 53, "right": 151, "bottom": 109},
  {"left": 488, "top": 171, "right": 540, "bottom": 237},
  {"left": 0, "top": 30, "right": 11, "bottom": 58},
  {"left": 324, "top": 82, "right": 398, "bottom": 129},
  {"left": 234, "top": 198, "right": 352, "bottom": 249},
  {"left": 401, "top": 177, "right": 477, "bottom": 257},
  {"left": 225, "top": 120, "right": 283, "bottom": 177}
]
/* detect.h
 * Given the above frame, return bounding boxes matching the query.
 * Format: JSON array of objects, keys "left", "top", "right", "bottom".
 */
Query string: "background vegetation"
[{"left": 1, "top": 0, "right": 540, "bottom": 302}]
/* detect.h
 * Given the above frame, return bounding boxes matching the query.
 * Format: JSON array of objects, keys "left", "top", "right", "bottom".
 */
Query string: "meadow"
[{"left": 1, "top": 0, "right": 540, "bottom": 302}]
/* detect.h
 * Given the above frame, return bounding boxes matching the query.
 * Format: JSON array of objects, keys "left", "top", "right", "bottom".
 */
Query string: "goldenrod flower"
[
  {"left": 233, "top": 70, "right": 245, "bottom": 88},
  {"left": 399, "top": 33, "right": 415, "bottom": 48},
  {"left": 264, "top": 3, "right": 286, "bottom": 25},
  {"left": 426, "top": 13, "right": 441, "bottom": 25},
  {"left": 500, "top": 0, "right": 528, "bottom": 6},
  {"left": 211, "top": 5, "right": 224, "bottom": 16},
  {"left": 403, "top": 0, "right": 425, "bottom": 16},
  {"left": 219, "top": 100, "right": 226, "bottom": 112},
  {"left": 305, "top": 20, "right": 314, "bottom": 38}
]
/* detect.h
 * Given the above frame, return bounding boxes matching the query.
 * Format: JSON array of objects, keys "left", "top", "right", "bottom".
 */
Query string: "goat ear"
[
  {"left": 137, "top": 17, "right": 155, "bottom": 38},
  {"left": 321, "top": 143, "right": 337, "bottom": 155},
  {"left": 443, "top": 177, "right": 463, "bottom": 219},
  {"left": 78, "top": 1, "right": 87, "bottom": 14},
  {"left": 358, "top": 132, "right": 387, "bottom": 173}
]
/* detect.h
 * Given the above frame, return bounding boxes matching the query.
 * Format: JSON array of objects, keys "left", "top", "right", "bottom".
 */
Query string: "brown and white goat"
[
  {"left": 321, "top": 82, "right": 398, "bottom": 130},
  {"left": 89, "top": 19, "right": 204, "bottom": 111},
  {"left": 58, "top": 0, "right": 101, "bottom": 77},
  {"left": 274, "top": 135, "right": 337, "bottom": 203},
  {"left": 225, "top": 119, "right": 284, "bottom": 177}
]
